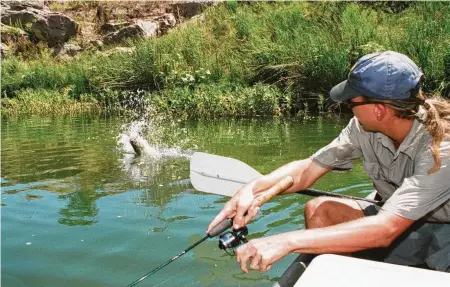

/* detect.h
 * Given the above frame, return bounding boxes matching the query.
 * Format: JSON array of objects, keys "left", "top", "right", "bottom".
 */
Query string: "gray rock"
[
  {"left": 65, "top": 43, "right": 82, "bottom": 56},
  {"left": 5, "top": 1, "right": 46, "bottom": 11},
  {"left": 31, "top": 13, "right": 78, "bottom": 46},
  {"left": 102, "top": 20, "right": 158, "bottom": 45},
  {"left": 52, "top": 43, "right": 82, "bottom": 61},
  {"left": 103, "top": 24, "right": 143, "bottom": 45},
  {"left": 0, "top": 1, "right": 10, "bottom": 10},
  {"left": 157, "top": 13, "right": 176, "bottom": 27},
  {"left": 173, "top": 2, "right": 206, "bottom": 19},
  {"left": 1, "top": 10, "right": 39, "bottom": 26},
  {"left": 1, "top": 3, "right": 78, "bottom": 46},
  {"left": 90, "top": 39, "right": 104, "bottom": 50},
  {"left": 0, "top": 23, "right": 27, "bottom": 43},
  {"left": 100, "top": 21, "right": 130, "bottom": 35},
  {"left": 157, "top": 13, "right": 176, "bottom": 35},
  {"left": 136, "top": 20, "right": 158, "bottom": 37}
]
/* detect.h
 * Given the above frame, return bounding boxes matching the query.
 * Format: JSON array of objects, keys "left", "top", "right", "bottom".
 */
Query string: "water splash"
[
  {"left": 117, "top": 120, "right": 193, "bottom": 160},
  {"left": 117, "top": 116, "right": 194, "bottom": 183}
]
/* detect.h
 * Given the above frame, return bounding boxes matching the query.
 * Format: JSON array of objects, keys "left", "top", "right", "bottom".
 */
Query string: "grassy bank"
[{"left": 2, "top": 1, "right": 449, "bottom": 117}]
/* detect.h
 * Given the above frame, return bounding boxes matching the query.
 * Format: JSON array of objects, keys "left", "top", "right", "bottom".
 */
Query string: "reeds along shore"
[{"left": 2, "top": 1, "right": 449, "bottom": 117}]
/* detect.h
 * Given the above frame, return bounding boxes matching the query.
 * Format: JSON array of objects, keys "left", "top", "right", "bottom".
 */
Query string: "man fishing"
[{"left": 206, "top": 51, "right": 450, "bottom": 273}]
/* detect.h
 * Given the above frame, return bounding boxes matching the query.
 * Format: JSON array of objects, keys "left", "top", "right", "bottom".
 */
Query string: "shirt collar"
[
  {"left": 376, "top": 118, "right": 425, "bottom": 159},
  {"left": 399, "top": 118, "right": 426, "bottom": 159}
]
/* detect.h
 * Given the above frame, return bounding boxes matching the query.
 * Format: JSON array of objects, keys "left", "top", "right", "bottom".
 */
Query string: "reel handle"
[{"left": 208, "top": 218, "right": 233, "bottom": 237}]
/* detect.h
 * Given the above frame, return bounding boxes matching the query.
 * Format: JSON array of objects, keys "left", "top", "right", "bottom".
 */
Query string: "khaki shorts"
[{"left": 356, "top": 200, "right": 450, "bottom": 272}]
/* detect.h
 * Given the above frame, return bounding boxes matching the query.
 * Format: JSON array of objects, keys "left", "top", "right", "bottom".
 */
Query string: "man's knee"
[
  {"left": 304, "top": 197, "right": 335, "bottom": 229},
  {"left": 304, "top": 197, "right": 364, "bottom": 229},
  {"left": 304, "top": 197, "right": 327, "bottom": 220}
]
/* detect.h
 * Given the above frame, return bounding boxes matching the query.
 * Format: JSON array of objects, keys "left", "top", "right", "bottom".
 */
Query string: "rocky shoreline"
[{"left": 1, "top": 0, "right": 214, "bottom": 59}]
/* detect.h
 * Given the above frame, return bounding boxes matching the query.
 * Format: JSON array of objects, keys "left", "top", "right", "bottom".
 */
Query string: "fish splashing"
[{"left": 117, "top": 119, "right": 194, "bottom": 183}]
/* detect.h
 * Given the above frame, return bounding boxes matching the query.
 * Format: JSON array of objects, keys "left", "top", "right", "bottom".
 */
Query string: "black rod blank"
[{"left": 125, "top": 219, "right": 233, "bottom": 287}]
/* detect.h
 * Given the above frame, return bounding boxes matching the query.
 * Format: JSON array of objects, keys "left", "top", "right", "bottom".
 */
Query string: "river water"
[{"left": 1, "top": 115, "right": 374, "bottom": 287}]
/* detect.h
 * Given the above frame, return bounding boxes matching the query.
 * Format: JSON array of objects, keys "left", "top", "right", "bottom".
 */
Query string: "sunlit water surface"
[{"left": 1, "top": 115, "right": 374, "bottom": 287}]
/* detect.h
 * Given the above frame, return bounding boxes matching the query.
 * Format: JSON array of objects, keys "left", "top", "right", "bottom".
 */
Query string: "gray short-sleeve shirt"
[{"left": 311, "top": 117, "right": 450, "bottom": 222}]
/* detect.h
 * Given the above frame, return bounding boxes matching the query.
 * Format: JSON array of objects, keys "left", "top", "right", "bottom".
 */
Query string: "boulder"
[
  {"left": 1, "top": 10, "right": 39, "bottom": 26},
  {"left": 4, "top": 1, "right": 46, "bottom": 11},
  {"left": 1, "top": 2, "right": 78, "bottom": 46},
  {"left": 172, "top": 2, "right": 206, "bottom": 19},
  {"left": 89, "top": 39, "right": 104, "bottom": 50},
  {"left": 103, "top": 24, "right": 143, "bottom": 45},
  {"left": 54, "top": 43, "right": 82, "bottom": 57},
  {"left": 100, "top": 21, "right": 130, "bottom": 35},
  {"left": 63, "top": 43, "right": 82, "bottom": 56},
  {"left": 156, "top": 13, "right": 176, "bottom": 35},
  {"left": 103, "top": 20, "right": 158, "bottom": 45},
  {"left": 31, "top": 13, "right": 79, "bottom": 46},
  {"left": 136, "top": 20, "right": 159, "bottom": 37},
  {"left": 0, "top": 23, "right": 27, "bottom": 44}
]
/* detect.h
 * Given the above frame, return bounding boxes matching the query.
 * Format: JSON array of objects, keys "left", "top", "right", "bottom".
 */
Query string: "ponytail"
[{"left": 420, "top": 95, "right": 450, "bottom": 173}]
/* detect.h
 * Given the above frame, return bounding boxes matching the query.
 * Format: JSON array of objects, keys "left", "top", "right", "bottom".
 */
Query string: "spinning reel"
[{"left": 218, "top": 226, "right": 249, "bottom": 255}]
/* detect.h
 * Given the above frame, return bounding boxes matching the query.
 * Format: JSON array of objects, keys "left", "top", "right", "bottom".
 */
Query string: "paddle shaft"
[
  {"left": 193, "top": 168, "right": 380, "bottom": 205},
  {"left": 190, "top": 153, "right": 381, "bottom": 205}
]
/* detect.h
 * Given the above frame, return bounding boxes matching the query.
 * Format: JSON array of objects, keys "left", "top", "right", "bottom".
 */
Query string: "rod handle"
[{"left": 207, "top": 218, "right": 233, "bottom": 237}]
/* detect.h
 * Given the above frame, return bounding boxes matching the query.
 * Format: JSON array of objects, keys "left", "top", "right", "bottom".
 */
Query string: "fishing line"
[
  {"left": 126, "top": 235, "right": 209, "bottom": 287},
  {"left": 125, "top": 219, "right": 234, "bottom": 287},
  {"left": 151, "top": 262, "right": 196, "bottom": 287}
]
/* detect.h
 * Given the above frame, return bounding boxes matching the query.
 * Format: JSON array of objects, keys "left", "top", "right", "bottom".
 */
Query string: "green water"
[{"left": 1, "top": 115, "right": 374, "bottom": 287}]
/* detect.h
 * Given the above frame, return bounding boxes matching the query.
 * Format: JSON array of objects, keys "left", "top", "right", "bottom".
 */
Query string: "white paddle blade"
[
  {"left": 190, "top": 152, "right": 263, "bottom": 197},
  {"left": 190, "top": 171, "right": 243, "bottom": 197}
]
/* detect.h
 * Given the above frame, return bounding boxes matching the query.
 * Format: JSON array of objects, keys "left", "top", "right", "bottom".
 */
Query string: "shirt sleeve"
[
  {"left": 310, "top": 117, "right": 363, "bottom": 170},
  {"left": 382, "top": 140, "right": 450, "bottom": 221}
]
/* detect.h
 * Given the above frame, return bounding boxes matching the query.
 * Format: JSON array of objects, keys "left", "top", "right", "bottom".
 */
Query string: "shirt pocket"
[{"left": 363, "top": 161, "right": 381, "bottom": 180}]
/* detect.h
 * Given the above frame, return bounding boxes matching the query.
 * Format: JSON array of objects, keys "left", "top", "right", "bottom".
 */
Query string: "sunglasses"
[{"left": 345, "top": 100, "right": 386, "bottom": 109}]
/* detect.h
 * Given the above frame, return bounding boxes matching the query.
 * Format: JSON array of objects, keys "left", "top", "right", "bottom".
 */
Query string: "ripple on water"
[{"left": 2, "top": 116, "right": 363, "bottom": 286}]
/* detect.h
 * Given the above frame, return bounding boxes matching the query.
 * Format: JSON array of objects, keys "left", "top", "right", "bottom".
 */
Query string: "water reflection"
[
  {"left": 58, "top": 190, "right": 99, "bottom": 226},
  {"left": 2, "top": 115, "right": 371, "bottom": 287}
]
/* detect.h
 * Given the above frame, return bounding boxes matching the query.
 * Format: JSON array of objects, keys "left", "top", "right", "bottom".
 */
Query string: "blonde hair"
[{"left": 372, "top": 91, "right": 450, "bottom": 174}]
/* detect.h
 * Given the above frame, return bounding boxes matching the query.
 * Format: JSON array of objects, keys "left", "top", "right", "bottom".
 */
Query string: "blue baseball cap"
[{"left": 330, "top": 51, "right": 423, "bottom": 102}]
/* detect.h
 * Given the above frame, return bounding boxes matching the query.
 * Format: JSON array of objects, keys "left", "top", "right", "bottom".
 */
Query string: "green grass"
[
  {"left": 1, "top": 1, "right": 449, "bottom": 117},
  {"left": 147, "top": 83, "right": 290, "bottom": 118},
  {"left": 1, "top": 89, "right": 101, "bottom": 116}
]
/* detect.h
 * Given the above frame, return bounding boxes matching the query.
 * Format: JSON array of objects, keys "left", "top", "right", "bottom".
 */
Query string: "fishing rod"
[
  {"left": 126, "top": 176, "right": 294, "bottom": 287},
  {"left": 128, "top": 151, "right": 382, "bottom": 286},
  {"left": 126, "top": 218, "right": 247, "bottom": 287}
]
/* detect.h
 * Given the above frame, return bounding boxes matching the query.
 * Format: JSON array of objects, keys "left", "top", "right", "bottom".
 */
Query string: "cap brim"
[{"left": 330, "top": 80, "right": 362, "bottom": 102}]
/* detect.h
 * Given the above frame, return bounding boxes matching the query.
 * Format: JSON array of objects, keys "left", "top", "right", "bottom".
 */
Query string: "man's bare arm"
[
  {"left": 207, "top": 159, "right": 330, "bottom": 233},
  {"left": 236, "top": 211, "right": 415, "bottom": 272},
  {"left": 286, "top": 210, "right": 414, "bottom": 253},
  {"left": 251, "top": 158, "right": 331, "bottom": 196}
]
